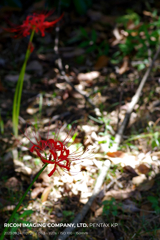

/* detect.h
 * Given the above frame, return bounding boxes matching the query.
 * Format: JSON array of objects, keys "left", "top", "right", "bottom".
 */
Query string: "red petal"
[{"left": 48, "top": 164, "right": 56, "bottom": 177}]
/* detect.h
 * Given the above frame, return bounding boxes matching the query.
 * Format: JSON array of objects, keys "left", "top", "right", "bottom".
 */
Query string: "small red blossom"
[
  {"left": 22, "top": 124, "right": 87, "bottom": 177},
  {"left": 30, "top": 139, "right": 71, "bottom": 177},
  {"left": 6, "top": 12, "right": 63, "bottom": 38}
]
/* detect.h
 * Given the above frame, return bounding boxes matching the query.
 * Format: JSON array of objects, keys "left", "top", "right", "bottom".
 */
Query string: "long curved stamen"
[{"left": 22, "top": 123, "right": 90, "bottom": 177}]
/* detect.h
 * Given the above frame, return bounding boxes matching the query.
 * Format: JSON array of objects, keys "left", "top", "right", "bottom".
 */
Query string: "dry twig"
[{"left": 112, "top": 45, "right": 160, "bottom": 150}]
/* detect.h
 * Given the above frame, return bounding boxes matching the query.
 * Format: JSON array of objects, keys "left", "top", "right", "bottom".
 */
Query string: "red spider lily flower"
[
  {"left": 6, "top": 11, "right": 63, "bottom": 38},
  {"left": 22, "top": 124, "right": 88, "bottom": 177}
]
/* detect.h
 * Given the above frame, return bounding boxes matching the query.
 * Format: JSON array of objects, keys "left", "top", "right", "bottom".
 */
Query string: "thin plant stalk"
[
  {"left": 12, "top": 30, "right": 35, "bottom": 137},
  {"left": 0, "top": 163, "right": 48, "bottom": 240},
  {"left": 0, "top": 109, "right": 4, "bottom": 134}
]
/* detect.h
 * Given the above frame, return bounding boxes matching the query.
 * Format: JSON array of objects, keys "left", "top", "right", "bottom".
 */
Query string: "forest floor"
[{"left": 1, "top": 1, "right": 160, "bottom": 239}]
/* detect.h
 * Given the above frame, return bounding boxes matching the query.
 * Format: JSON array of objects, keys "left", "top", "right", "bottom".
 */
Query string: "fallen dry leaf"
[
  {"left": 143, "top": 10, "right": 153, "bottom": 17},
  {"left": 41, "top": 186, "right": 51, "bottom": 203},
  {"left": 41, "top": 182, "right": 50, "bottom": 187},
  {"left": 138, "top": 179, "right": 155, "bottom": 191},
  {"left": 127, "top": 20, "right": 142, "bottom": 36},
  {"left": 123, "top": 165, "right": 138, "bottom": 176},
  {"left": 14, "top": 159, "right": 32, "bottom": 175},
  {"left": 107, "top": 151, "right": 137, "bottom": 167},
  {"left": 26, "top": 103, "right": 39, "bottom": 115},
  {"left": 136, "top": 163, "right": 150, "bottom": 174},
  {"left": 77, "top": 71, "right": 100, "bottom": 82},
  {"left": 113, "top": 27, "right": 122, "bottom": 40},
  {"left": 94, "top": 55, "right": 109, "bottom": 70},
  {"left": 111, "top": 27, "right": 123, "bottom": 46},
  {"left": 34, "top": 182, "right": 42, "bottom": 188},
  {"left": 132, "top": 174, "right": 147, "bottom": 185},
  {"left": 62, "top": 90, "right": 70, "bottom": 100},
  {"left": 38, "top": 172, "right": 50, "bottom": 183},
  {"left": 55, "top": 82, "right": 71, "bottom": 90},
  {"left": 119, "top": 199, "right": 139, "bottom": 213},
  {"left": 118, "top": 56, "right": 129, "bottom": 74},
  {"left": 80, "top": 191, "right": 92, "bottom": 204},
  {"left": 31, "top": 187, "right": 44, "bottom": 199},
  {"left": 103, "top": 189, "right": 136, "bottom": 201},
  {"left": 95, "top": 206, "right": 103, "bottom": 217},
  {"left": 107, "top": 151, "right": 124, "bottom": 158}
]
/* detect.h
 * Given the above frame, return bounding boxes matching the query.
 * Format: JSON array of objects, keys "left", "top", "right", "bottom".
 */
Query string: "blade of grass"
[{"left": 12, "top": 30, "right": 35, "bottom": 137}]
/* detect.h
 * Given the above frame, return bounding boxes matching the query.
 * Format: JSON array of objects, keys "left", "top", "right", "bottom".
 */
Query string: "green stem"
[
  {"left": 0, "top": 163, "right": 48, "bottom": 240},
  {"left": 12, "top": 30, "right": 35, "bottom": 137}
]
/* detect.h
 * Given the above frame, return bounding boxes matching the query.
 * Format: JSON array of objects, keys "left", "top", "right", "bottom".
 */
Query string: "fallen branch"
[
  {"left": 57, "top": 160, "right": 111, "bottom": 240},
  {"left": 112, "top": 45, "right": 160, "bottom": 150}
]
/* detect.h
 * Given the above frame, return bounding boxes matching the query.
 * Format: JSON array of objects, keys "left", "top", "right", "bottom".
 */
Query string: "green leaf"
[
  {"left": 147, "top": 196, "right": 158, "bottom": 205},
  {"left": 113, "top": 209, "right": 118, "bottom": 216},
  {"left": 98, "top": 140, "right": 107, "bottom": 144},
  {"left": 67, "top": 35, "right": 81, "bottom": 44},
  {"left": 19, "top": 210, "right": 34, "bottom": 218},
  {"left": 62, "top": 210, "right": 74, "bottom": 217},
  {"left": 91, "top": 30, "right": 97, "bottom": 43},
  {"left": 13, "top": 213, "right": 19, "bottom": 220},
  {"left": 80, "top": 27, "right": 88, "bottom": 38},
  {"left": 76, "top": 55, "right": 85, "bottom": 64},
  {"left": 155, "top": 206, "right": 160, "bottom": 214},
  {"left": 151, "top": 140, "right": 157, "bottom": 149},
  {"left": 103, "top": 43, "right": 109, "bottom": 55},
  {"left": 137, "top": 63, "right": 145, "bottom": 70},
  {"left": 71, "top": 132, "right": 78, "bottom": 141},
  {"left": 34, "top": 158, "right": 41, "bottom": 166},
  {"left": 86, "top": 45, "right": 97, "bottom": 53},
  {"left": 79, "top": 40, "right": 90, "bottom": 48},
  {"left": 20, "top": 221, "right": 32, "bottom": 229}
]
